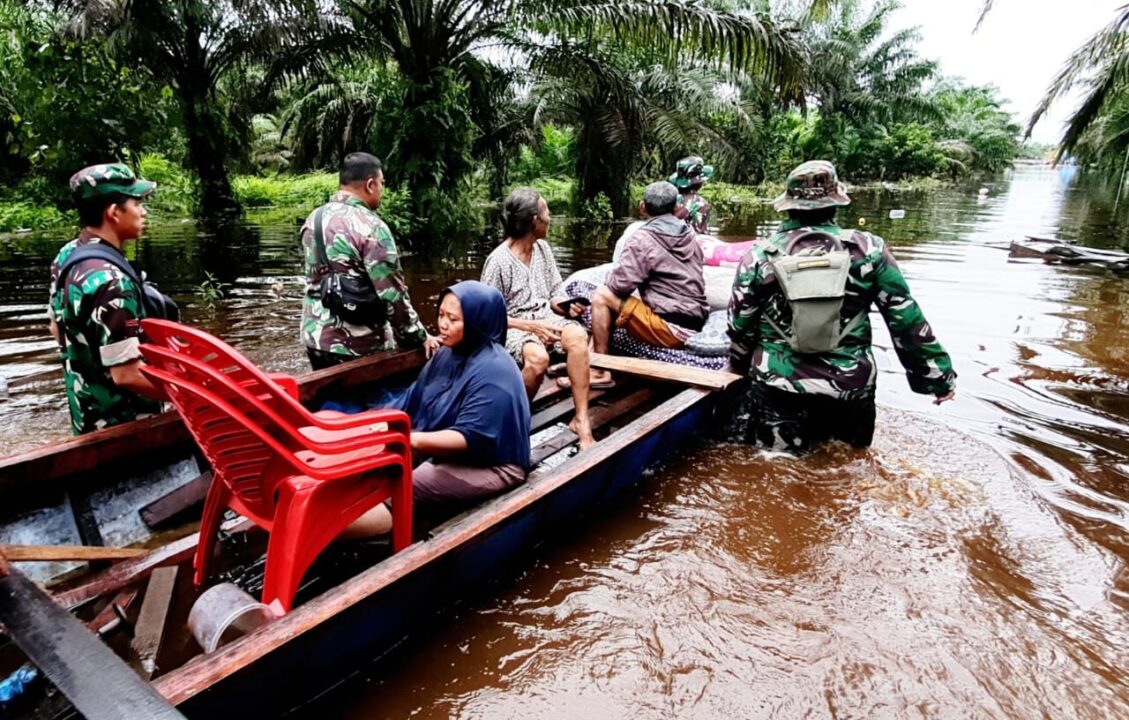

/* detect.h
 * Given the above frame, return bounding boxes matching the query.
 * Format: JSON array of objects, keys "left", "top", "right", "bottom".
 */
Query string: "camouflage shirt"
[
  {"left": 49, "top": 231, "right": 161, "bottom": 434},
  {"left": 300, "top": 192, "right": 427, "bottom": 357},
  {"left": 728, "top": 220, "right": 956, "bottom": 400},
  {"left": 675, "top": 190, "right": 711, "bottom": 234}
]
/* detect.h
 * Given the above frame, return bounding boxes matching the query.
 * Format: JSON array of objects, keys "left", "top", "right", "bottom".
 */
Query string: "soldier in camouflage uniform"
[
  {"left": 669, "top": 155, "right": 713, "bottom": 234},
  {"left": 300, "top": 152, "right": 439, "bottom": 369},
  {"left": 48, "top": 163, "right": 164, "bottom": 434},
  {"left": 726, "top": 160, "right": 956, "bottom": 452}
]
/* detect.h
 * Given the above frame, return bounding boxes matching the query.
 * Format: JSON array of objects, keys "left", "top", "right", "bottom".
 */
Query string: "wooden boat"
[
  {"left": 1008, "top": 236, "right": 1129, "bottom": 272},
  {"left": 0, "top": 349, "right": 740, "bottom": 718},
  {"left": 0, "top": 350, "right": 429, "bottom": 582}
]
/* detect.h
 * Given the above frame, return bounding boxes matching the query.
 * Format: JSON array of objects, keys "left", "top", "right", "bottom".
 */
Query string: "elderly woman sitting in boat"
[{"left": 344, "top": 280, "right": 532, "bottom": 536}]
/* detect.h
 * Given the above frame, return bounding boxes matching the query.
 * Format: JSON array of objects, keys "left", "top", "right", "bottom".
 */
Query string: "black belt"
[{"left": 658, "top": 311, "right": 706, "bottom": 332}]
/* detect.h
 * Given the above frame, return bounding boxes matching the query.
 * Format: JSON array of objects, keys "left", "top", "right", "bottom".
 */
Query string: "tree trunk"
[
  {"left": 181, "top": 89, "right": 240, "bottom": 220},
  {"left": 575, "top": 123, "right": 632, "bottom": 217},
  {"left": 393, "top": 72, "right": 475, "bottom": 244}
]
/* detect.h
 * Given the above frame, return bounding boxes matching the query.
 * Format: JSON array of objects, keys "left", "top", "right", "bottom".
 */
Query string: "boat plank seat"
[{"left": 139, "top": 333, "right": 413, "bottom": 614}]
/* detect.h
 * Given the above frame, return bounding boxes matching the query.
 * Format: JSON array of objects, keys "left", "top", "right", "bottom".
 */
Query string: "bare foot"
[{"left": 569, "top": 416, "right": 596, "bottom": 451}]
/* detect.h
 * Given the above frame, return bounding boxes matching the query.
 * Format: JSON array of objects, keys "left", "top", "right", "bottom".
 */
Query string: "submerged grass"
[{"left": 0, "top": 168, "right": 416, "bottom": 235}]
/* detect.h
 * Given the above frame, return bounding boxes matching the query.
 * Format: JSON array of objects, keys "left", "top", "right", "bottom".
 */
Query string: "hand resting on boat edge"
[{"left": 343, "top": 281, "right": 532, "bottom": 539}]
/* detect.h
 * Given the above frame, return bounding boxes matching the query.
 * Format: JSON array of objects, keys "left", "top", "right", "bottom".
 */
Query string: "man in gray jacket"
[{"left": 590, "top": 181, "right": 709, "bottom": 357}]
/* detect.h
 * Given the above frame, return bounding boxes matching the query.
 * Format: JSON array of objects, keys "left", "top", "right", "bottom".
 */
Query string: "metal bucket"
[{"left": 187, "top": 583, "right": 276, "bottom": 653}]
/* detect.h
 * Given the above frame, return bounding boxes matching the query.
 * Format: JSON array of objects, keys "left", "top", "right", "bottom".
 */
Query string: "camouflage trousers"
[
  {"left": 720, "top": 381, "right": 876, "bottom": 454},
  {"left": 306, "top": 347, "right": 354, "bottom": 371}
]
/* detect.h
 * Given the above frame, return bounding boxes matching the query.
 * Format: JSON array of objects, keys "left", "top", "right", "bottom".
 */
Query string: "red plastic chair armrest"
[
  {"left": 305, "top": 407, "right": 412, "bottom": 437},
  {"left": 295, "top": 428, "right": 410, "bottom": 458}
]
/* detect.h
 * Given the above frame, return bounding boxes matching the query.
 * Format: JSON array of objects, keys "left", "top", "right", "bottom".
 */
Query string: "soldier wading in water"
[
  {"left": 47, "top": 164, "right": 169, "bottom": 435},
  {"left": 300, "top": 152, "right": 440, "bottom": 369},
  {"left": 726, "top": 160, "right": 956, "bottom": 452}
]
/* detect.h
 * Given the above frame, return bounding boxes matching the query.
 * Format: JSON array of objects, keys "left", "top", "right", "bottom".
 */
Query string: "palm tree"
[
  {"left": 280, "top": 58, "right": 404, "bottom": 171},
  {"left": 776, "top": 0, "right": 938, "bottom": 173},
  {"left": 1027, "top": 5, "right": 1129, "bottom": 162},
  {"left": 464, "top": 61, "right": 535, "bottom": 201},
  {"left": 931, "top": 81, "right": 1019, "bottom": 173},
  {"left": 531, "top": 42, "right": 762, "bottom": 212},
  {"left": 802, "top": 0, "right": 938, "bottom": 128},
  {"left": 321, "top": 0, "right": 804, "bottom": 233},
  {"left": 0, "top": 1, "right": 39, "bottom": 181},
  {"left": 49, "top": 0, "right": 318, "bottom": 219}
]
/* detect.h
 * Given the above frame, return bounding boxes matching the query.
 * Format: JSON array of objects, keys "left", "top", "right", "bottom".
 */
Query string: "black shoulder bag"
[
  {"left": 311, "top": 207, "right": 387, "bottom": 326},
  {"left": 56, "top": 244, "right": 179, "bottom": 322}
]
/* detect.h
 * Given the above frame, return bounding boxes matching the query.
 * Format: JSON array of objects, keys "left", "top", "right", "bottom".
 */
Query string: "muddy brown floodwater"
[{"left": 1, "top": 165, "right": 1128, "bottom": 718}]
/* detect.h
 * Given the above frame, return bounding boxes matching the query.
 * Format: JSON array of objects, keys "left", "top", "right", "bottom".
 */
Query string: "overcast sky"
[{"left": 889, "top": 0, "right": 1124, "bottom": 143}]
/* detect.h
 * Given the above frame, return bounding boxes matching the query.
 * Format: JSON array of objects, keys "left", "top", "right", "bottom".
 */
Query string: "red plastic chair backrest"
[
  {"left": 141, "top": 343, "right": 295, "bottom": 441},
  {"left": 141, "top": 364, "right": 304, "bottom": 523},
  {"left": 141, "top": 319, "right": 303, "bottom": 412}
]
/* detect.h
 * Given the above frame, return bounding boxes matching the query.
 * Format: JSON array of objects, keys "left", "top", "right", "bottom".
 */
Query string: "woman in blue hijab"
[{"left": 345, "top": 281, "right": 531, "bottom": 537}]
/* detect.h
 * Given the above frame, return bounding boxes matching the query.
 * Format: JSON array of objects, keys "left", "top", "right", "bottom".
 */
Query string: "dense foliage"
[{"left": 0, "top": 0, "right": 1028, "bottom": 239}]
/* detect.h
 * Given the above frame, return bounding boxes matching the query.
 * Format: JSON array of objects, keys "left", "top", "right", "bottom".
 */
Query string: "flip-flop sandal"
[
  {"left": 547, "top": 362, "right": 568, "bottom": 378},
  {"left": 556, "top": 375, "right": 616, "bottom": 390}
]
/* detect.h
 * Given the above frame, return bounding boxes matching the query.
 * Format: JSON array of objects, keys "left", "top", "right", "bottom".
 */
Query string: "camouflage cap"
[
  {"left": 69, "top": 163, "right": 156, "bottom": 203},
  {"left": 668, "top": 155, "right": 714, "bottom": 189},
  {"left": 772, "top": 160, "right": 850, "bottom": 212}
]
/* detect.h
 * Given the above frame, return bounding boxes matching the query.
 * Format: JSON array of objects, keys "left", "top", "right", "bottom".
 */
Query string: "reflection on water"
[
  {"left": 3, "top": 166, "right": 1129, "bottom": 717},
  {"left": 309, "top": 414, "right": 1127, "bottom": 719}
]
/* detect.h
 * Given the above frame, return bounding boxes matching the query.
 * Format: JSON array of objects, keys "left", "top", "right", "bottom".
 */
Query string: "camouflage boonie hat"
[
  {"left": 669, "top": 155, "right": 714, "bottom": 189},
  {"left": 772, "top": 160, "right": 850, "bottom": 212},
  {"left": 69, "top": 163, "right": 156, "bottom": 203}
]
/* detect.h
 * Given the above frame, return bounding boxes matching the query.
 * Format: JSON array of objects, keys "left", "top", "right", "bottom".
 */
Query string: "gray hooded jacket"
[{"left": 605, "top": 214, "right": 708, "bottom": 330}]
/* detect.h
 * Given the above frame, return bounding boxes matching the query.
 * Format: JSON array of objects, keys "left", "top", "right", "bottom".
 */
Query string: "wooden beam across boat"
[
  {"left": 53, "top": 518, "right": 253, "bottom": 611},
  {"left": 1, "top": 544, "right": 147, "bottom": 562},
  {"left": 590, "top": 353, "right": 742, "bottom": 390},
  {"left": 0, "top": 550, "right": 188, "bottom": 720},
  {"left": 0, "top": 349, "right": 427, "bottom": 494},
  {"left": 140, "top": 472, "right": 213, "bottom": 528}
]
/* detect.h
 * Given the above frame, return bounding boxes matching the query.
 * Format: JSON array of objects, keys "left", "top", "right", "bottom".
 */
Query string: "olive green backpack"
[{"left": 762, "top": 229, "right": 865, "bottom": 353}]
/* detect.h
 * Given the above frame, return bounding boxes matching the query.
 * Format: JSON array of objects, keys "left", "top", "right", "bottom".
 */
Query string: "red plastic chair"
[
  {"left": 140, "top": 365, "right": 413, "bottom": 613},
  {"left": 140, "top": 318, "right": 411, "bottom": 445},
  {"left": 140, "top": 344, "right": 409, "bottom": 456},
  {"left": 140, "top": 343, "right": 412, "bottom": 593}
]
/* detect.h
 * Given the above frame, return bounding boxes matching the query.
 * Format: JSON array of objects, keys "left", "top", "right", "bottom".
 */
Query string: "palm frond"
[
  {"left": 973, "top": 0, "right": 992, "bottom": 34},
  {"left": 1027, "top": 4, "right": 1129, "bottom": 157},
  {"left": 533, "top": 0, "right": 805, "bottom": 99}
]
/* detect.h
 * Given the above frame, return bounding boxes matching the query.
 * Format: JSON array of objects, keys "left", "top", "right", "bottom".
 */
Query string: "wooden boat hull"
[
  {"left": 1009, "top": 237, "right": 1129, "bottom": 271},
  {"left": 154, "top": 387, "right": 715, "bottom": 717}
]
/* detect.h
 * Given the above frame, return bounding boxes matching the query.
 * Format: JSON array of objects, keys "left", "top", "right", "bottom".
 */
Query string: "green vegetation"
[
  {"left": 1023, "top": 4, "right": 1129, "bottom": 169},
  {"left": 0, "top": 200, "right": 66, "bottom": 231},
  {"left": 0, "top": 157, "right": 428, "bottom": 234},
  {"left": 1, "top": 0, "right": 1032, "bottom": 240},
  {"left": 195, "top": 271, "right": 230, "bottom": 312}
]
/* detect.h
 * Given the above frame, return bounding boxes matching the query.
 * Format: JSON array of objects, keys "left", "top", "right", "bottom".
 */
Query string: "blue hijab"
[{"left": 395, "top": 281, "right": 531, "bottom": 470}]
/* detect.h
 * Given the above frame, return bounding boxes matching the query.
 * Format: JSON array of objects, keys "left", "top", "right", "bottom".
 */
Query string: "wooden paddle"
[
  {"left": 0, "top": 549, "right": 187, "bottom": 720},
  {"left": 2, "top": 544, "right": 147, "bottom": 562},
  {"left": 589, "top": 353, "right": 742, "bottom": 390}
]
